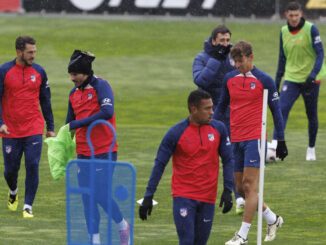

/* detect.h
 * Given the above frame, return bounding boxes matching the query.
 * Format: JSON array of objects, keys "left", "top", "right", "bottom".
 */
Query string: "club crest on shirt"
[
  {"left": 5, "top": 145, "right": 11, "bottom": 154},
  {"left": 88, "top": 93, "right": 93, "bottom": 100},
  {"left": 208, "top": 133, "right": 215, "bottom": 142},
  {"left": 250, "top": 82, "right": 256, "bottom": 90},
  {"left": 180, "top": 208, "right": 188, "bottom": 217},
  {"left": 30, "top": 75, "right": 36, "bottom": 82}
]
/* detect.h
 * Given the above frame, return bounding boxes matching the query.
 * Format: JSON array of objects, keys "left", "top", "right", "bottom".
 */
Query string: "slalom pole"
[{"left": 257, "top": 89, "right": 268, "bottom": 245}]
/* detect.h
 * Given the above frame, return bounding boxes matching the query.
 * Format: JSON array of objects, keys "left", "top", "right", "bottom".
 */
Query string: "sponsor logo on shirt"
[
  {"left": 272, "top": 91, "right": 279, "bottom": 101},
  {"left": 5, "top": 145, "right": 11, "bottom": 154},
  {"left": 88, "top": 93, "right": 93, "bottom": 100},
  {"left": 102, "top": 98, "right": 112, "bottom": 106},
  {"left": 226, "top": 136, "right": 231, "bottom": 146},
  {"left": 180, "top": 208, "right": 188, "bottom": 217},
  {"left": 30, "top": 75, "right": 36, "bottom": 82},
  {"left": 208, "top": 133, "right": 214, "bottom": 141},
  {"left": 250, "top": 82, "right": 256, "bottom": 90},
  {"left": 314, "top": 35, "right": 322, "bottom": 44}
]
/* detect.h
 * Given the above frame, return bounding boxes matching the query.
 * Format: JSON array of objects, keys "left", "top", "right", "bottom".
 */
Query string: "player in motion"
[{"left": 214, "top": 41, "right": 288, "bottom": 244}]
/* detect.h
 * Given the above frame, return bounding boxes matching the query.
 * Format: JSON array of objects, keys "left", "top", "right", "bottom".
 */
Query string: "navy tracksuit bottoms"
[{"left": 2, "top": 134, "right": 43, "bottom": 206}]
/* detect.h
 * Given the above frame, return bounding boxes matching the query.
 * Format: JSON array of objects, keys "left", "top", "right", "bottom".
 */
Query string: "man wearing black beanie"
[{"left": 66, "top": 50, "right": 130, "bottom": 245}]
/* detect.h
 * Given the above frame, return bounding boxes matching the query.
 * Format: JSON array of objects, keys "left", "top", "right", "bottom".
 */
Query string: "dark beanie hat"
[{"left": 68, "top": 50, "right": 95, "bottom": 74}]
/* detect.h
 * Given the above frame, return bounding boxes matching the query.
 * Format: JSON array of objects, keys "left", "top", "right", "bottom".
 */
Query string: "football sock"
[
  {"left": 118, "top": 218, "right": 128, "bottom": 231},
  {"left": 263, "top": 207, "right": 277, "bottom": 225},
  {"left": 10, "top": 188, "right": 18, "bottom": 195},
  {"left": 23, "top": 204, "right": 32, "bottom": 211},
  {"left": 238, "top": 222, "right": 251, "bottom": 240}
]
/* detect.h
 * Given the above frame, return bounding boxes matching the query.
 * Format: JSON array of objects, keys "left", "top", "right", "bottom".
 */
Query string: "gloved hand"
[
  {"left": 276, "top": 140, "right": 288, "bottom": 161},
  {"left": 139, "top": 196, "right": 153, "bottom": 220},
  {"left": 219, "top": 189, "right": 233, "bottom": 213},
  {"left": 213, "top": 44, "right": 232, "bottom": 60},
  {"left": 304, "top": 76, "right": 314, "bottom": 91}
]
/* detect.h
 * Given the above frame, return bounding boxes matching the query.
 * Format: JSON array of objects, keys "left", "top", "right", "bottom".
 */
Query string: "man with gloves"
[{"left": 139, "top": 89, "right": 234, "bottom": 245}]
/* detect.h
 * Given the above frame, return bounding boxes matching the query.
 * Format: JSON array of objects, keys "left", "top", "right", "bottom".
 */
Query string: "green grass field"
[{"left": 0, "top": 15, "right": 325, "bottom": 244}]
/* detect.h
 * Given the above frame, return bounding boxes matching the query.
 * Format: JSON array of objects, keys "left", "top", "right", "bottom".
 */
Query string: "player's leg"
[
  {"left": 173, "top": 197, "right": 196, "bottom": 245},
  {"left": 3, "top": 137, "right": 23, "bottom": 211},
  {"left": 194, "top": 201, "right": 215, "bottom": 245},
  {"left": 302, "top": 83, "right": 320, "bottom": 160},
  {"left": 23, "top": 134, "right": 42, "bottom": 217},
  {"left": 77, "top": 156, "right": 101, "bottom": 238},
  {"left": 272, "top": 81, "right": 301, "bottom": 141},
  {"left": 94, "top": 152, "right": 130, "bottom": 245}
]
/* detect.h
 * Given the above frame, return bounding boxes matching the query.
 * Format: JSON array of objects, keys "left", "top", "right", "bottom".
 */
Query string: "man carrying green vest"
[{"left": 272, "top": 1, "right": 326, "bottom": 161}]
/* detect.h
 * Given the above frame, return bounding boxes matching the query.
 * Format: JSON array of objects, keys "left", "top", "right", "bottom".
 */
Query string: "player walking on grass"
[
  {"left": 0, "top": 36, "right": 55, "bottom": 218},
  {"left": 65, "top": 50, "right": 130, "bottom": 245},
  {"left": 139, "top": 89, "right": 234, "bottom": 245},
  {"left": 214, "top": 41, "right": 288, "bottom": 244},
  {"left": 272, "top": 1, "right": 326, "bottom": 161},
  {"left": 193, "top": 24, "right": 245, "bottom": 215}
]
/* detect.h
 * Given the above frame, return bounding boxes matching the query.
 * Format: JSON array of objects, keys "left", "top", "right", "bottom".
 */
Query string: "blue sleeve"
[
  {"left": 211, "top": 120, "right": 234, "bottom": 191},
  {"left": 69, "top": 79, "right": 114, "bottom": 130},
  {"left": 260, "top": 73, "right": 285, "bottom": 140},
  {"left": 213, "top": 74, "right": 230, "bottom": 120},
  {"left": 310, "top": 25, "right": 324, "bottom": 79},
  {"left": 65, "top": 93, "right": 75, "bottom": 125},
  {"left": 144, "top": 122, "right": 186, "bottom": 197},
  {"left": 39, "top": 69, "right": 54, "bottom": 132},
  {"left": 193, "top": 53, "right": 221, "bottom": 89},
  {"left": 275, "top": 32, "right": 286, "bottom": 87}
]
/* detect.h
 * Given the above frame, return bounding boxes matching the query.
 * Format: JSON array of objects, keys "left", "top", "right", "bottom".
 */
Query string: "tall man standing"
[
  {"left": 193, "top": 25, "right": 245, "bottom": 214},
  {"left": 272, "top": 1, "right": 326, "bottom": 161},
  {"left": 139, "top": 89, "right": 234, "bottom": 245},
  {"left": 214, "top": 41, "right": 288, "bottom": 244},
  {"left": 0, "top": 36, "right": 55, "bottom": 218},
  {"left": 66, "top": 50, "right": 130, "bottom": 245}
]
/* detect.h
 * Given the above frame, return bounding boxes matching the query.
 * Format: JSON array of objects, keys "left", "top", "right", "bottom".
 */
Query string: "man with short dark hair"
[
  {"left": 0, "top": 35, "right": 55, "bottom": 218},
  {"left": 193, "top": 25, "right": 245, "bottom": 214},
  {"left": 272, "top": 1, "right": 326, "bottom": 160},
  {"left": 214, "top": 41, "right": 288, "bottom": 244},
  {"left": 139, "top": 89, "right": 234, "bottom": 245},
  {"left": 66, "top": 50, "right": 130, "bottom": 245}
]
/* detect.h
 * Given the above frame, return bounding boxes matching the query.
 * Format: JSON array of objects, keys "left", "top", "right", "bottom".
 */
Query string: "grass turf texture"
[{"left": 0, "top": 16, "right": 325, "bottom": 244}]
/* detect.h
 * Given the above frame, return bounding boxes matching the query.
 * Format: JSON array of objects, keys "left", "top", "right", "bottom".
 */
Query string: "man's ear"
[{"left": 189, "top": 105, "right": 198, "bottom": 114}]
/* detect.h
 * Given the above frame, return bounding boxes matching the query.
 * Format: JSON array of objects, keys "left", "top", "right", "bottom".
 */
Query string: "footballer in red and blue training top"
[
  {"left": 140, "top": 89, "right": 234, "bottom": 245},
  {"left": 214, "top": 40, "right": 288, "bottom": 245},
  {"left": 0, "top": 36, "right": 55, "bottom": 218},
  {"left": 65, "top": 50, "right": 130, "bottom": 245}
]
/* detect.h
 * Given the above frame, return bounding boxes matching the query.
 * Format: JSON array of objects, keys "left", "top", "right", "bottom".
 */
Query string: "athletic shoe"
[
  {"left": 306, "top": 147, "right": 316, "bottom": 161},
  {"left": 119, "top": 222, "right": 130, "bottom": 245},
  {"left": 225, "top": 233, "right": 248, "bottom": 245},
  {"left": 7, "top": 191, "right": 18, "bottom": 211},
  {"left": 264, "top": 215, "right": 283, "bottom": 242},
  {"left": 235, "top": 197, "right": 245, "bottom": 215},
  {"left": 23, "top": 208, "right": 34, "bottom": 218}
]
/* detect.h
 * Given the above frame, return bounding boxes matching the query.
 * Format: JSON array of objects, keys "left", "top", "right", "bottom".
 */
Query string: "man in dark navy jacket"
[{"left": 139, "top": 89, "right": 234, "bottom": 245}]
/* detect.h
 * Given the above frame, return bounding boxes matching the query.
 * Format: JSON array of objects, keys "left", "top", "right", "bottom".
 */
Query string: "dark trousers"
[
  {"left": 173, "top": 197, "right": 215, "bottom": 245},
  {"left": 273, "top": 81, "right": 320, "bottom": 147},
  {"left": 77, "top": 152, "right": 123, "bottom": 234},
  {"left": 3, "top": 134, "right": 43, "bottom": 206}
]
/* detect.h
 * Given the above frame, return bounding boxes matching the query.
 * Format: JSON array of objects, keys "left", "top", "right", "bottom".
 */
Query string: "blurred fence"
[{"left": 5, "top": 0, "right": 326, "bottom": 18}]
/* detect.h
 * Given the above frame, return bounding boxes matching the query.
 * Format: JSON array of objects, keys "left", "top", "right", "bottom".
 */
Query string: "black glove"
[
  {"left": 139, "top": 196, "right": 153, "bottom": 220},
  {"left": 219, "top": 189, "right": 233, "bottom": 213},
  {"left": 213, "top": 44, "right": 232, "bottom": 60},
  {"left": 276, "top": 140, "right": 288, "bottom": 161},
  {"left": 304, "top": 76, "right": 314, "bottom": 91}
]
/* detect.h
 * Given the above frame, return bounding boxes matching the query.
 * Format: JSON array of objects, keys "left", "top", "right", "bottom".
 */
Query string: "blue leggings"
[
  {"left": 77, "top": 152, "right": 123, "bottom": 234},
  {"left": 273, "top": 81, "right": 320, "bottom": 147},
  {"left": 173, "top": 197, "right": 215, "bottom": 245},
  {"left": 2, "top": 135, "right": 42, "bottom": 206}
]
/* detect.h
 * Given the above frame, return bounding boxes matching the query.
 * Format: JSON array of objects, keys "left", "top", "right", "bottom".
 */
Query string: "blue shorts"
[{"left": 233, "top": 139, "right": 266, "bottom": 172}]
